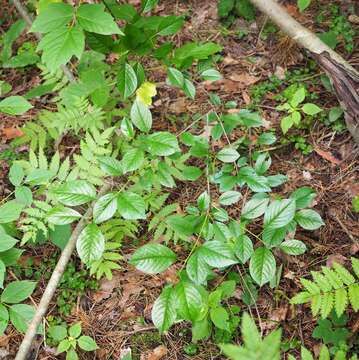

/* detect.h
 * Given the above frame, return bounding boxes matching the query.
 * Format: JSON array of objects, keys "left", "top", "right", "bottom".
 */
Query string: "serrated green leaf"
[
  {"left": 117, "top": 191, "right": 146, "bottom": 220},
  {"left": 98, "top": 156, "right": 123, "bottom": 176},
  {"left": 130, "top": 243, "right": 176, "bottom": 274},
  {"left": 146, "top": 132, "right": 180, "bottom": 156},
  {"left": 54, "top": 180, "right": 96, "bottom": 206},
  {"left": 233, "top": 234, "right": 253, "bottom": 264},
  {"left": 0, "top": 96, "right": 33, "bottom": 115},
  {"left": 76, "top": 223, "right": 105, "bottom": 264},
  {"left": 9, "top": 304, "right": 39, "bottom": 334},
  {"left": 295, "top": 209, "right": 324, "bottom": 230},
  {"left": 334, "top": 287, "right": 348, "bottom": 317},
  {"left": 77, "top": 4, "right": 123, "bottom": 35},
  {"left": 93, "top": 193, "right": 117, "bottom": 224},
  {"left": 186, "top": 250, "right": 212, "bottom": 285},
  {"left": 1, "top": 281, "right": 36, "bottom": 304},
  {"left": 264, "top": 199, "right": 296, "bottom": 229},
  {"left": 200, "top": 241, "right": 237, "bottom": 268},
  {"left": 241, "top": 195, "right": 269, "bottom": 219},
  {"left": 216, "top": 148, "right": 240, "bottom": 163},
  {"left": 117, "top": 63, "right": 137, "bottom": 99},
  {"left": 279, "top": 240, "right": 307, "bottom": 255},
  {"left": 151, "top": 286, "right": 177, "bottom": 332},
  {"left": 219, "top": 191, "right": 242, "bottom": 206},
  {"left": 302, "top": 103, "right": 322, "bottom": 115},
  {"left": 121, "top": 148, "right": 144, "bottom": 173},
  {"left": 47, "top": 206, "right": 82, "bottom": 225},
  {"left": 249, "top": 247, "right": 276, "bottom": 286},
  {"left": 130, "top": 99, "right": 152, "bottom": 132},
  {"left": 78, "top": 335, "right": 98, "bottom": 351},
  {"left": 290, "top": 187, "right": 316, "bottom": 209}
]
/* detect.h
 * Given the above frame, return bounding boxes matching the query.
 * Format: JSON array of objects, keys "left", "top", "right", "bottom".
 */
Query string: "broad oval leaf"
[
  {"left": 121, "top": 148, "right": 145, "bottom": 173},
  {"left": 295, "top": 209, "right": 324, "bottom": 230},
  {"left": 117, "top": 63, "right": 138, "bottom": 99},
  {"left": 167, "top": 67, "right": 184, "bottom": 88},
  {"left": 279, "top": 240, "right": 307, "bottom": 255},
  {"left": 130, "top": 243, "right": 176, "bottom": 274},
  {"left": 117, "top": 191, "right": 146, "bottom": 220},
  {"left": 77, "top": 4, "right": 123, "bottom": 35},
  {"left": 290, "top": 187, "right": 316, "bottom": 209},
  {"left": 0, "top": 234, "right": 18, "bottom": 252},
  {"left": 0, "top": 96, "right": 33, "bottom": 116},
  {"left": 175, "top": 280, "right": 205, "bottom": 322},
  {"left": 219, "top": 191, "right": 242, "bottom": 206},
  {"left": 249, "top": 247, "right": 276, "bottom": 286},
  {"left": 263, "top": 199, "right": 296, "bottom": 229},
  {"left": 186, "top": 250, "right": 212, "bottom": 285},
  {"left": 0, "top": 304, "right": 9, "bottom": 335},
  {"left": 0, "top": 201, "right": 24, "bottom": 224},
  {"left": 199, "top": 241, "right": 237, "bottom": 268},
  {"left": 98, "top": 156, "right": 123, "bottom": 176},
  {"left": 234, "top": 235, "right": 253, "bottom": 264},
  {"left": 53, "top": 180, "right": 96, "bottom": 206},
  {"left": 47, "top": 206, "right": 82, "bottom": 225},
  {"left": 76, "top": 223, "right": 105, "bottom": 264},
  {"left": 216, "top": 148, "right": 240, "bottom": 163},
  {"left": 146, "top": 132, "right": 180, "bottom": 156},
  {"left": 78, "top": 335, "right": 98, "bottom": 351},
  {"left": 130, "top": 99, "right": 152, "bottom": 132},
  {"left": 1, "top": 280, "right": 36, "bottom": 304},
  {"left": 151, "top": 286, "right": 177, "bottom": 333},
  {"left": 241, "top": 195, "right": 269, "bottom": 219},
  {"left": 93, "top": 193, "right": 118, "bottom": 224}
]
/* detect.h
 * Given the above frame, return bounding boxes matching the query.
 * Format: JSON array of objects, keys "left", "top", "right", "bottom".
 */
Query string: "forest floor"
[{"left": 1, "top": 0, "right": 359, "bottom": 359}]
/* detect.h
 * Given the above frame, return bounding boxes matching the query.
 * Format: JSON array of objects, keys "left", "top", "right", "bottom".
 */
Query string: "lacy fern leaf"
[{"left": 291, "top": 258, "right": 359, "bottom": 318}]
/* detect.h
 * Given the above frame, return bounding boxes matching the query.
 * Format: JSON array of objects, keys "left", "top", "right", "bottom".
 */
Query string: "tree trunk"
[{"left": 249, "top": 0, "right": 359, "bottom": 144}]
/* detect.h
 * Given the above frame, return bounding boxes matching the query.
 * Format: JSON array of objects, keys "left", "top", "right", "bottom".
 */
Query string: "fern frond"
[{"left": 291, "top": 258, "right": 359, "bottom": 319}]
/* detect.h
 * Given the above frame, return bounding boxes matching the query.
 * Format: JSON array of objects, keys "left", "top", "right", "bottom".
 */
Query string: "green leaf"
[
  {"left": 291, "top": 87, "right": 306, "bottom": 107},
  {"left": 1, "top": 20, "right": 26, "bottom": 62},
  {"left": 117, "top": 63, "right": 138, "bottom": 99},
  {"left": 200, "top": 241, "right": 237, "bottom": 268},
  {"left": 318, "top": 31, "right": 338, "bottom": 50},
  {"left": 141, "top": 0, "right": 159, "bottom": 12},
  {"left": 297, "top": 0, "right": 311, "bottom": 12},
  {"left": 249, "top": 247, "right": 276, "bottom": 286},
  {"left": 290, "top": 187, "right": 316, "bottom": 209},
  {"left": 76, "top": 223, "right": 105, "bottom": 264},
  {"left": 302, "top": 103, "right": 322, "bottom": 115},
  {"left": 216, "top": 148, "right": 240, "bottom": 163},
  {"left": 183, "top": 79, "right": 196, "bottom": 99},
  {"left": 78, "top": 335, "right": 98, "bottom": 351},
  {"left": 31, "top": 3, "right": 73, "bottom": 33},
  {"left": 77, "top": 4, "right": 123, "bottom": 35},
  {"left": 0, "top": 261, "right": 5, "bottom": 289},
  {"left": 218, "top": 0, "right": 235, "bottom": 18},
  {"left": 0, "top": 201, "right": 24, "bottom": 224},
  {"left": 157, "top": 16, "right": 184, "bottom": 36},
  {"left": 146, "top": 132, "right": 180, "bottom": 156},
  {"left": 234, "top": 235, "right": 253, "bottom": 264},
  {"left": 152, "top": 286, "right": 177, "bottom": 332},
  {"left": 1, "top": 281, "right": 36, "bottom": 304},
  {"left": 53, "top": 180, "right": 96, "bottom": 206},
  {"left": 130, "top": 243, "right": 176, "bottom": 274},
  {"left": 0, "top": 304, "right": 9, "bottom": 335},
  {"left": 38, "top": 25, "right": 83, "bottom": 70},
  {"left": 15, "top": 186, "right": 33, "bottom": 207},
  {"left": 263, "top": 199, "right": 296, "bottom": 229},
  {"left": 200, "top": 69, "right": 222, "bottom": 81},
  {"left": 219, "top": 191, "right": 242, "bottom": 206},
  {"left": 130, "top": 99, "right": 152, "bottom": 132},
  {"left": 0, "top": 96, "right": 33, "bottom": 115},
  {"left": 301, "top": 347, "right": 314, "bottom": 360},
  {"left": 121, "top": 148, "right": 145, "bottom": 173},
  {"left": 48, "top": 325, "right": 67, "bottom": 342},
  {"left": 329, "top": 107, "right": 343, "bottom": 123},
  {"left": 47, "top": 206, "right": 82, "bottom": 225},
  {"left": 234, "top": 0, "right": 255, "bottom": 21},
  {"left": 0, "top": 234, "right": 18, "bottom": 252},
  {"left": 58, "top": 339, "right": 71, "bottom": 353},
  {"left": 186, "top": 251, "right": 211, "bottom": 285},
  {"left": 295, "top": 209, "right": 324, "bottom": 230},
  {"left": 167, "top": 67, "right": 184, "bottom": 88},
  {"left": 66, "top": 349, "right": 78, "bottom": 360},
  {"left": 182, "top": 166, "right": 202, "bottom": 181},
  {"left": 210, "top": 306, "right": 229, "bottom": 330},
  {"left": 281, "top": 115, "right": 294, "bottom": 134},
  {"left": 98, "top": 156, "right": 123, "bottom": 176},
  {"left": 49, "top": 225, "right": 71, "bottom": 250},
  {"left": 93, "top": 193, "right": 118, "bottom": 224},
  {"left": 241, "top": 195, "right": 269, "bottom": 219},
  {"left": 9, "top": 164, "right": 24, "bottom": 186},
  {"left": 117, "top": 191, "right": 146, "bottom": 220},
  {"left": 69, "top": 322, "right": 82, "bottom": 338},
  {"left": 279, "top": 240, "right": 307, "bottom": 255},
  {"left": 175, "top": 280, "right": 204, "bottom": 322},
  {"left": 9, "top": 304, "right": 38, "bottom": 334}
]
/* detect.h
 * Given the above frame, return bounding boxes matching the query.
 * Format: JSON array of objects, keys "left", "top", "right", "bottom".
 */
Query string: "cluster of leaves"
[
  {"left": 47, "top": 322, "right": 97, "bottom": 360},
  {"left": 218, "top": 0, "right": 256, "bottom": 25},
  {"left": 221, "top": 312, "right": 358, "bottom": 360}
]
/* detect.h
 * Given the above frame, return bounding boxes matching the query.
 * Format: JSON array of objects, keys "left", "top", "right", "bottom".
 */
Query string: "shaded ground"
[{"left": 0, "top": 0, "right": 359, "bottom": 359}]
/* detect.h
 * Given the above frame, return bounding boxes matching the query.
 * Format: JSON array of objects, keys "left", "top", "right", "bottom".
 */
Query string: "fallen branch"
[
  {"left": 15, "top": 184, "right": 111, "bottom": 360},
  {"left": 249, "top": 0, "right": 359, "bottom": 144}
]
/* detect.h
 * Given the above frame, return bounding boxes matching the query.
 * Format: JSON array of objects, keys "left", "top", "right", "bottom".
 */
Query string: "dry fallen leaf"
[
  {"left": 2, "top": 127, "right": 24, "bottom": 140},
  {"left": 229, "top": 73, "right": 260, "bottom": 85},
  {"left": 326, "top": 254, "right": 347, "bottom": 267},
  {"left": 168, "top": 97, "right": 186, "bottom": 114},
  {"left": 314, "top": 147, "right": 341, "bottom": 165},
  {"left": 143, "top": 345, "right": 168, "bottom": 360}
]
